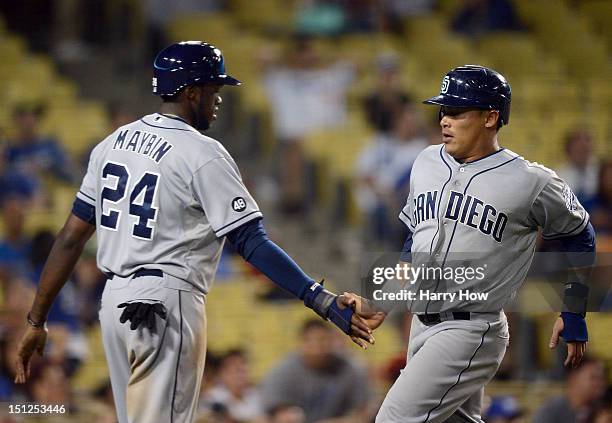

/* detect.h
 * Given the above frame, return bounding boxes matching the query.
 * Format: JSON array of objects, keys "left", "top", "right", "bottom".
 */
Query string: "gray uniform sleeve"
[
  {"left": 191, "top": 157, "right": 262, "bottom": 237},
  {"left": 529, "top": 174, "right": 589, "bottom": 239},
  {"left": 76, "top": 149, "right": 98, "bottom": 207},
  {"left": 399, "top": 189, "right": 415, "bottom": 231}
]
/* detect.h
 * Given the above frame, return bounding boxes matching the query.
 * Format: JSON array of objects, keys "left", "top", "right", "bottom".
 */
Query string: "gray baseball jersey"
[
  {"left": 376, "top": 144, "right": 589, "bottom": 423},
  {"left": 77, "top": 113, "right": 262, "bottom": 423},
  {"left": 398, "top": 144, "right": 588, "bottom": 313},
  {"left": 77, "top": 113, "right": 261, "bottom": 293}
]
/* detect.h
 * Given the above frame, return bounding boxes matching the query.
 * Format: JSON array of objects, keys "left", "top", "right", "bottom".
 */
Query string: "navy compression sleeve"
[
  {"left": 559, "top": 221, "right": 596, "bottom": 264},
  {"left": 558, "top": 222, "right": 596, "bottom": 317},
  {"left": 226, "top": 218, "right": 315, "bottom": 299}
]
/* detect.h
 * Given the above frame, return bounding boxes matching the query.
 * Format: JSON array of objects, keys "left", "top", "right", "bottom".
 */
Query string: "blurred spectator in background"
[
  {"left": 355, "top": 104, "right": 427, "bottom": 247},
  {"left": 0, "top": 329, "right": 29, "bottom": 401},
  {"left": 73, "top": 243, "right": 106, "bottom": 328},
  {"left": 263, "top": 36, "right": 354, "bottom": 215},
  {"left": 143, "top": 0, "right": 222, "bottom": 60},
  {"left": 5, "top": 103, "right": 74, "bottom": 184},
  {"left": 556, "top": 129, "right": 600, "bottom": 206},
  {"left": 28, "top": 230, "right": 88, "bottom": 376},
  {"left": 81, "top": 102, "right": 137, "bottom": 175},
  {"left": 199, "top": 348, "right": 265, "bottom": 422},
  {"left": 485, "top": 396, "right": 523, "bottom": 423},
  {"left": 260, "top": 319, "right": 372, "bottom": 422},
  {"left": 532, "top": 356, "right": 608, "bottom": 423},
  {"left": 0, "top": 275, "right": 35, "bottom": 330},
  {"left": 0, "top": 197, "right": 31, "bottom": 276},
  {"left": 362, "top": 52, "right": 411, "bottom": 136},
  {"left": 268, "top": 403, "right": 307, "bottom": 423},
  {"left": 342, "top": 0, "right": 379, "bottom": 32},
  {"left": 0, "top": 148, "right": 40, "bottom": 207},
  {"left": 451, "top": 0, "right": 524, "bottom": 37},
  {"left": 295, "top": 0, "right": 347, "bottom": 36},
  {"left": 592, "top": 388, "right": 612, "bottom": 423},
  {"left": 107, "top": 102, "right": 137, "bottom": 130},
  {"left": 584, "top": 160, "right": 612, "bottom": 234},
  {"left": 380, "top": 0, "right": 436, "bottom": 33},
  {"left": 25, "top": 361, "right": 73, "bottom": 412}
]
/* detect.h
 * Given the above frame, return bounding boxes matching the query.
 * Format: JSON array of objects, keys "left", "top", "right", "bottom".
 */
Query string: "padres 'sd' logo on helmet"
[{"left": 440, "top": 76, "right": 450, "bottom": 94}]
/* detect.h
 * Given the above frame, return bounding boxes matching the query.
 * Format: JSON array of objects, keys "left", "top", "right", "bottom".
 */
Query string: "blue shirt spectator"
[
  {"left": 0, "top": 197, "right": 31, "bottom": 276},
  {"left": 452, "top": 0, "right": 524, "bottom": 37},
  {"left": 5, "top": 103, "right": 73, "bottom": 183},
  {"left": 28, "top": 231, "right": 81, "bottom": 333}
]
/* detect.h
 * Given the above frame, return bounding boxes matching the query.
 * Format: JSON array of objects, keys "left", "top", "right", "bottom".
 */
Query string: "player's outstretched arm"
[
  {"left": 15, "top": 213, "right": 95, "bottom": 383},
  {"left": 226, "top": 218, "right": 375, "bottom": 348},
  {"left": 546, "top": 222, "right": 595, "bottom": 368}
]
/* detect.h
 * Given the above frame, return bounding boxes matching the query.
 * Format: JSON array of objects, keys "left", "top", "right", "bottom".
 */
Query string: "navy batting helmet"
[
  {"left": 423, "top": 65, "right": 511, "bottom": 127},
  {"left": 152, "top": 41, "right": 241, "bottom": 97}
]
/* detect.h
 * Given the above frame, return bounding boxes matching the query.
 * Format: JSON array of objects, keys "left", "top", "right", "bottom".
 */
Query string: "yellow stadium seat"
[
  {"left": 229, "top": 0, "right": 295, "bottom": 32},
  {"left": 166, "top": 12, "right": 238, "bottom": 44},
  {"left": 41, "top": 102, "right": 110, "bottom": 156}
]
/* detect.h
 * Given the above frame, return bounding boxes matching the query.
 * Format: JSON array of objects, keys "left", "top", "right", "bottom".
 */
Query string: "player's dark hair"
[
  {"left": 300, "top": 318, "right": 328, "bottom": 334},
  {"left": 564, "top": 128, "right": 592, "bottom": 153},
  {"left": 219, "top": 348, "right": 247, "bottom": 367}
]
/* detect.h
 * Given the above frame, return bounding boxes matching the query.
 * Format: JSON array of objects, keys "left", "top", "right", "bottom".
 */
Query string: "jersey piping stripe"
[
  {"left": 159, "top": 113, "right": 191, "bottom": 126},
  {"left": 429, "top": 146, "right": 453, "bottom": 255},
  {"left": 400, "top": 210, "right": 413, "bottom": 225},
  {"left": 140, "top": 119, "right": 193, "bottom": 132},
  {"left": 78, "top": 190, "right": 96, "bottom": 203},
  {"left": 213, "top": 210, "right": 261, "bottom": 234},
  {"left": 423, "top": 322, "right": 491, "bottom": 422},
  {"left": 453, "top": 147, "right": 507, "bottom": 165},
  {"left": 170, "top": 291, "right": 183, "bottom": 423},
  {"left": 425, "top": 155, "right": 519, "bottom": 314},
  {"left": 541, "top": 214, "right": 588, "bottom": 239},
  {"left": 443, "top": 155, "right": 519, "bottom": 263}
]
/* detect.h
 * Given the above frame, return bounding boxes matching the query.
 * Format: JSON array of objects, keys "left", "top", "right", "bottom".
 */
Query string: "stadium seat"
[{"left": 166, "top": 12, "right": 238, "bottom": 45}]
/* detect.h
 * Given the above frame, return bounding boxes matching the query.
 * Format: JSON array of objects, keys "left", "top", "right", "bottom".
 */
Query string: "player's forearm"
[
  {"left": 227, "top": 219, "right": 315, "bottom": 298},
  {"left": 559, "top": 222, "right": 596, "bottom": 316},
  {"left": 29, "top": 215, "right": 95, "bottom": 322}
]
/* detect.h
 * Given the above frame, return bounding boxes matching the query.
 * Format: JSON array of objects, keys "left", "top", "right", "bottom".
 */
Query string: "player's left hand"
[
  {"left": 549, "top": 313, "right": 588, "bottom": 368},
  {"left": 14, "top": 325, "right": 48, "bottom": 384}
]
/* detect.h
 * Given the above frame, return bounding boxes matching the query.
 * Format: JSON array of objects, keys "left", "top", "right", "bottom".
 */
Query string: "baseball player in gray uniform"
[
  {"left": 347, "top": 65, "right": 596, "bottom": 422},
  {"left": 14, "top": 41, "right": 374, "bottom": 423}
]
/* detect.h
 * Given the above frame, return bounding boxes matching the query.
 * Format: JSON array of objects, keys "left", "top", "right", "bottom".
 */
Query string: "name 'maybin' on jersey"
[
  {"left": 113, "top": 129, "right": 174, "bottom": 163},
  {"left": 412, "top": 190, "right": 508, "bottom": 242}
]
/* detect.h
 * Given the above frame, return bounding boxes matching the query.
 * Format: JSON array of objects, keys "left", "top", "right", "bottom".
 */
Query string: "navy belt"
[
  {"left": 106, "top": 268, "right": 163, "bottom": 280},
  {"left": 418, "top": 312, "right": 471, "bottom": 325}
]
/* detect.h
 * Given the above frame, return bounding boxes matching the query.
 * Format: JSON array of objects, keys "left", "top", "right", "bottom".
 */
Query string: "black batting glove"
[{"left": 118, "top": 302, "right": 168, "bottom": 331}]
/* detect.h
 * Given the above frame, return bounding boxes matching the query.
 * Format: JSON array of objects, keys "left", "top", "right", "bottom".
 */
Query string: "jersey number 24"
[{"left": 100, "top": 162, "right": 159, "bottom": 240}]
